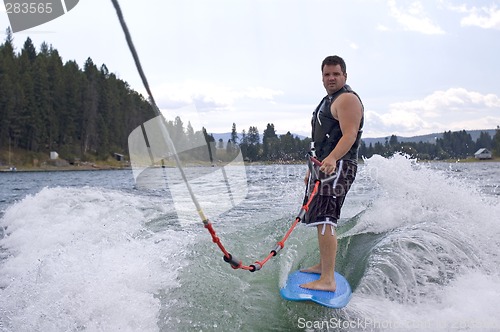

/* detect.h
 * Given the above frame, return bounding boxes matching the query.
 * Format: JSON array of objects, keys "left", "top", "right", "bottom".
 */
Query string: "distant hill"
[
  {"left": 361, "top": 129, "right": 497, "bottom": 146},
  {"left": 211, "top": 129, "right": 497, "bottom": 146},
  {"left": 211, "top": 132, "right": 306, "bottom": 144}
]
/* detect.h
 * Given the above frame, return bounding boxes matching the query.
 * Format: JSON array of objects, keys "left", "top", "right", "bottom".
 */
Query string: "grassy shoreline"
[
  {"left": 424, "top": 157, "right": 500, "bottom": 163},
  {"left": 0, "top": 148, "right": 129, "bottom": 172},
  {"left": 1, "top": 148, "right": 499, "bottom": 172}
]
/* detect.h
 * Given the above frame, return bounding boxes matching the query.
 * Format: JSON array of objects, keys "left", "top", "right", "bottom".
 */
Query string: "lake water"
[{"left": 1, "top": 155, "right": 499, "bottom": 331}]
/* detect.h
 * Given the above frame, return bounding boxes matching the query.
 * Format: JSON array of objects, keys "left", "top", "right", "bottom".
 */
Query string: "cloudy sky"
[{"left": 2, "top": 0, "right": 500, "bottom": 138}]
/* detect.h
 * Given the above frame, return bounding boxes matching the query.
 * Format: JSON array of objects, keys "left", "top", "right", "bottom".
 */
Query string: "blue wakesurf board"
[{"left": 280, "top": 271, "right": 352, "bottom": 308}]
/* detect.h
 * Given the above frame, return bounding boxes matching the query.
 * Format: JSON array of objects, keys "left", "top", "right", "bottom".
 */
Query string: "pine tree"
[
  {"left": 82, "top": 57, "right": 99, "bottom": 155},
  {"left": 59, "top": 60, "right": 84, "bottom": 157},
  {"left": 246, "top": 126, "right": 260, "bottom": 161},
  {"left": 493, "top": 126, "right": 500, "bottom": 157},
  {"left": 475, "top": 131, "right": 492, "bottom": 150},
  {"left": 230, "top": 123, "right": 237, "bottom": 143},
  {"left": 262, "top": 123, "right": 278, "bottom": 160},
  {"left": 0, "top": 28, "right": 17, "bottom": 148},
  {"left": 279, "top": 131, "right": 296, "bottom": 160},
  {"left": 18, "top": 37, "right": 38, "bottom": 151}
]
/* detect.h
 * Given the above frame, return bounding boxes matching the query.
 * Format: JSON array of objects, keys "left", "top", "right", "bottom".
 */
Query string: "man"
[{"left": 301, "top": 55, "right": 364, "bottom": 292}]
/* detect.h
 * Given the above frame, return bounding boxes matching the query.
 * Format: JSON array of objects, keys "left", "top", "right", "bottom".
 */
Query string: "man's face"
[{"left": 322, "top": 64, "right": 347, "bottom": 95}]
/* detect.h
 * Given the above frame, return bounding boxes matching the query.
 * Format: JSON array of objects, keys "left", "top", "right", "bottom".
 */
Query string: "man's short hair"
[{"left": 321, "top": 55, "right": 346, "bottom": 74}]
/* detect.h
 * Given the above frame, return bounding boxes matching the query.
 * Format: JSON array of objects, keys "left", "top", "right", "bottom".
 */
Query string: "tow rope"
[
  {"left": 202, "top": 154, "right": 324, "bottom": 272},
  {"left": 111, "top": 0, "right": 325, "bottom": 272},
  {"left": 205, "top": 174, "right": 320, "bottom": 272}
]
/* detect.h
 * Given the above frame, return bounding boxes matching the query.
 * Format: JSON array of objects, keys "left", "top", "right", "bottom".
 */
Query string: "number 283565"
[{"left": 5, "top": 2, "right": 53, "bottom": 14}]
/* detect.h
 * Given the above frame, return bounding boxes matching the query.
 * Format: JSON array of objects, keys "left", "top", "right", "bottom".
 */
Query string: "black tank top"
[{"left": 311, "top": 85, "right": 364, "bottom": 161}]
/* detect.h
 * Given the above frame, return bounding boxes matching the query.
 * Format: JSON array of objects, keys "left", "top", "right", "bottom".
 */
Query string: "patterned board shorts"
[{"left": 302, "top": 159, "right": 358, "bottom": 228}]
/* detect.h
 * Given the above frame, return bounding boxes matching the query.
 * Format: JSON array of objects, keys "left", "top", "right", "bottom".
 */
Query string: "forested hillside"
[{"left": 0, "top": 29, "right": 155, "bottom": 163}]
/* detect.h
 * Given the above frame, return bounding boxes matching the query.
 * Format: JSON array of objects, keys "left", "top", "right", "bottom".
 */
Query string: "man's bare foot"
[
  {"left": 300, "top": 263, "right": 322, "bottom": 274},
  {"left": 300, "top": 279, "right": 336, "bottom": 292}
]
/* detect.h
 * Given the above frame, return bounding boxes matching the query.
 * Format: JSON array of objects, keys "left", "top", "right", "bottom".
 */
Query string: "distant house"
[
  {"left": 474, "top": 148, "right": 492, "bottom": 160},
  {"left": 114, "top": 153, "right": 125, "bottom": 161}
]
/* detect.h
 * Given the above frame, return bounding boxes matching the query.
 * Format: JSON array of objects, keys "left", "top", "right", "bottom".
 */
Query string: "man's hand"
[{"left": 320, "top": 155, "right": 337, "bottom": 175}]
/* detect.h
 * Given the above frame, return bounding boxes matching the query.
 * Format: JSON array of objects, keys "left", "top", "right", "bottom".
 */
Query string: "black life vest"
[{"left": 311, "top": 84, "right": 364, "bottom": 161}]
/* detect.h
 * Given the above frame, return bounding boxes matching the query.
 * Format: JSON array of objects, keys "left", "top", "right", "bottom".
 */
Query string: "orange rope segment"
[{"left": 204, "top": 180, "right": 321, "bottom": 272}]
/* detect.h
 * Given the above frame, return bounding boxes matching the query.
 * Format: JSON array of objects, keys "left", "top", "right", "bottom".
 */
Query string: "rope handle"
[
  {"left": 310, "top": 156, "right": 322, "bottom": 167},
  {"left": 204, "top": 174, "right": 321, "bottom": 272}
]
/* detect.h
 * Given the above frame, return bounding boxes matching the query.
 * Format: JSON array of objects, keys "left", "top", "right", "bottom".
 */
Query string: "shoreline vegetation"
[{"left": 2, "top": 148, "right": 499, "bottom": 173}]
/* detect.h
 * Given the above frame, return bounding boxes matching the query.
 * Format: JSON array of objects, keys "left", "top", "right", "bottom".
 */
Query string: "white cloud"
[
  {"left": 460, "top": 5, "right": 500, "bottom": 29},
  {"left": 159, "top": 101, "right": 312, "bottom": 136},
  {"left": 387, "top": 0, "right": 446, "bottom": 34},
  {"left": 364, "top": 108, "right": 432, "bottom": 137},
  {"left": 445, "top": 2, "right": 500, "bottom": 30},
  {"left": 392, "top": 88, "right": 500, "bottom": 112},
  {"left": 154, "top": 80, "right": 283, "bottom": 111},
  {"left": 376, "top": 24, "right": 391, "bottom": 31},
  {"left": 154, "top": 80, "right": 292, "bottom": 134},
  {"left": 448, "top": 115, "right": 500, "bottom": 131},
  {"left": 364, "top": 88, "right": 500, "bottom": 136}
]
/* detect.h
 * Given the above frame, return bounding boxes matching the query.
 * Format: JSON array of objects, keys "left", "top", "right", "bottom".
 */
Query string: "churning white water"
[{"left": 1, "top": 155, "right": 499, "bottom": 331}]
